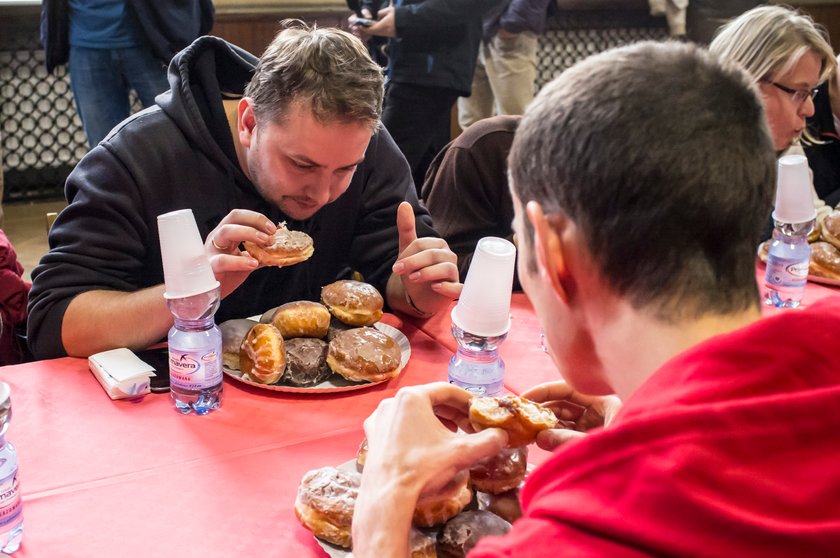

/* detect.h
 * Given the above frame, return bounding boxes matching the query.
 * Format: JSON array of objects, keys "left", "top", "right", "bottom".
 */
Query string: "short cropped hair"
[
  {"left": 244, "top": 21, "right": 384, "bottom": 130},
  {"left": 509, "top": 42, "right": 775, "bottom": 320},
  {"left": 709, "top": 5, "right": 835, "bottom": 86}
]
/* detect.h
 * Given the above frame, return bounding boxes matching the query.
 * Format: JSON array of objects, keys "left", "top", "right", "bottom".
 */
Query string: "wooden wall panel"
[
  {"left": 795, "top": 5, "right": 840, "bottom": 52},
  {"left": 210, "top": 10, "right": 348, "bottom": 57}
]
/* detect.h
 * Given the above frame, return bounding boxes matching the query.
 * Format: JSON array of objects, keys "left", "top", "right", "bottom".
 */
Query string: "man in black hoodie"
[{"left": 27, "top": 24, "right": 461, "bottom": 359}]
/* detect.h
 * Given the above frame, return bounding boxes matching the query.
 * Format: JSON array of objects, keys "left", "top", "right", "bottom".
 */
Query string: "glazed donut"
[
  {"left": 437, "top": 510, "right": 512, "bottom": 558},
  {"left": 239, "top": 323, "right": 286, "bottom": 384},
  {"left": 321, "top": 280, "right": 384, "bottom": 326},
  {"left": 413, "top": 470, "right": 472, "bottom": 528},
  {"left": 219, "top": 319, "right": 257, "bottom": 370},
  {"left": 810, "top": 241, "right": 840, "bottom": 280},
  {"left": 282, "top": 337, "right": 331, "bottom": 387},
  {"left": 476, "top": 488, "right": 523, "bottom": 524},
  {"left": 821, "top": 210, "right": 840, "bottom": 250},
  {"left": 244, "top": 223, "right": 314, "bottom": 267},
  {"left": 294, "top": 466, "right": 360, "bottom": 548},
  {"left": 469, "top": 446, "right": 527, "bottom": 495},
  {"left": 327, "top": 327, "right": 402, "bottom": 383},
  {"left": 267, "top": 301, "right": 331, "bottom": 339},
  {"left": 469, "top": 395, "right": 558, "bottom": 448}
]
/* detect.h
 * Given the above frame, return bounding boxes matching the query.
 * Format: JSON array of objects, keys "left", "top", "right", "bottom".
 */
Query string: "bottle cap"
[
  {"left": 451, "top": 237, "right": 516, "bottom": 337},
  {"left": 772, "top": 154, "right": 816, "bottom": 223},
  {"left": 157, "top": 209, "right": 220, "bottom": 299}
]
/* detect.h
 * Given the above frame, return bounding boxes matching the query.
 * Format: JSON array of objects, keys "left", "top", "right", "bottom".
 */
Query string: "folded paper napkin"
[{"left": 89, "top": 348, "right": 157, "bottom": 400}]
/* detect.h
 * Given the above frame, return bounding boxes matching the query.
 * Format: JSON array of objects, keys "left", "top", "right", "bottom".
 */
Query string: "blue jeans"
[{"left": 69, "top": 45, "right": 169, "bottom": 148}]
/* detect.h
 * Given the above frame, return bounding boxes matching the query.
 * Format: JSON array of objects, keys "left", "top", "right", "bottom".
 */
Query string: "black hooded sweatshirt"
[{"left": 27, "top": 36, "right": 434, "bottom": 359}]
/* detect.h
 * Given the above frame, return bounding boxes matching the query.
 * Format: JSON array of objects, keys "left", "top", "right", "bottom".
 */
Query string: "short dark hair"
[
  {"left": 244, "top": 21, "right": 384, "bottom": 130},
  {"left": 509, "top": 41, "right": 775, "bottom": 320}
]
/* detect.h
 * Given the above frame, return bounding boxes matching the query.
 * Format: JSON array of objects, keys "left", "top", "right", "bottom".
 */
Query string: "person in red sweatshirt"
[{"left": 352, "top": 41, "right": 840, "bottom": 556}]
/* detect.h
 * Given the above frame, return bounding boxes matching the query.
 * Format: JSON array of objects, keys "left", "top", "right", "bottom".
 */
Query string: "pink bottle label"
[{"left": 0, "top": 473, "right": 22, "bottom": 528}]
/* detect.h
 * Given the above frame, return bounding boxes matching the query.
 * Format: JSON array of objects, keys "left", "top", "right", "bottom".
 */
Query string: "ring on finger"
[{"left": 211, "top": 236, "right": 230, "bottom": 251}]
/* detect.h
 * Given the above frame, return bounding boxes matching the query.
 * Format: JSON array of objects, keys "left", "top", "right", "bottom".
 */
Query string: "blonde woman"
[{"left": 709, "top": 5, "right": 834, "bottom": 154}]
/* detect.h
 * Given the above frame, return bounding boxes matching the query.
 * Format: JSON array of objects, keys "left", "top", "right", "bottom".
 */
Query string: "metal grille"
[
  {"left": 0, "top": 27, "right": 87, "bottom": 201},
  {"left": 537, "top": 13, "right": 669, "bottom": 88},
  {"left": 0, "top": 24, "right": 141, "bottom": 203}
]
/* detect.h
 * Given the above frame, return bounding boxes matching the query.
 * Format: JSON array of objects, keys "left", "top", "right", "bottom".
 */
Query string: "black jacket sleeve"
[{"left": 27, "top": 143, "right": 156, "bottom": 359}]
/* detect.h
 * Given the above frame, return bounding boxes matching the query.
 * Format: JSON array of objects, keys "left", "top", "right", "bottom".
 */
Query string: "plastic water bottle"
[
  {"left": 167, "top": 287, "right": 224, "bottom": 414},
  {"left": 448, "top": 323, "right": 507, "bottom": 397},
  {"left": 764, "top": 219, "right": 814, "bottom": 308},
  {"left": 0, "top": 383, "right": 23, "bottom": 553}
]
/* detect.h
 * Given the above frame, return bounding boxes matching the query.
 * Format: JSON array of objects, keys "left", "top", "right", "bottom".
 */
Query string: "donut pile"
[
  {"left": 294, "top": 395, "right": 559, "bottom": 556},
  {"left": 219, "top": 280, "right": 403, "bottom": 387},
  {"left": 758, "top": 209, "right": 840, "bottom": 281}
]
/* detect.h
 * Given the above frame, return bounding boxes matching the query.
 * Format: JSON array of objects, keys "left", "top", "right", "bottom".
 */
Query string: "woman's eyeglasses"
[{"left": 766, "top": 81, "right": 819, "bottom": 106}]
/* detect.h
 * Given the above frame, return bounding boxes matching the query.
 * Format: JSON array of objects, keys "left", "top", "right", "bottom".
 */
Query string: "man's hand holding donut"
[
  {"left": 387, "top": 202, "right": 462, "bottom": 318},
  {"left": 205, "top": 209, "right": 276, "bottom": 298},
  {"left": 520, "top": 381, "right": 623, "bottom": 451}
]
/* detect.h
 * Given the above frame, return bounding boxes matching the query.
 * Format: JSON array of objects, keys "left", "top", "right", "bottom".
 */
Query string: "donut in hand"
[
  {"left": 469, "top": 395, "right": 558, "bottom": 448},
  {"left": 244, "top": 222, "right": 314, "bottom": 267}
]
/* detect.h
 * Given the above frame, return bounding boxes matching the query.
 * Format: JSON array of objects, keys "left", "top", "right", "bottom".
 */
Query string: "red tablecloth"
[
  {"left": 1, "top": 269, "right": 837, "bottom": 557},
  {"left": 0, "top": 314, "right": 470, "bottom": 558}
]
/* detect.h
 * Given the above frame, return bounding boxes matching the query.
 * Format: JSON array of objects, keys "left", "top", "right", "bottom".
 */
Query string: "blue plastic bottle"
[
  {"left": 167, "top": 287, "right": 224, "bottom": 414},
  {"left": 447, "top": 324, "right": 507, "bottom": 397},
  {"left": 0, "top": 383, "right": 23, "bottom": 553},
  {"left": 764, "top": 219, "right": 814, "bottom": 308}
]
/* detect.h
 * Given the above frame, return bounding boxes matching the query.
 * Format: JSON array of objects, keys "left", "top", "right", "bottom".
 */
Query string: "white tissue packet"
[{"left": 88, "top": 348, "right": 157, "bottom": 400}]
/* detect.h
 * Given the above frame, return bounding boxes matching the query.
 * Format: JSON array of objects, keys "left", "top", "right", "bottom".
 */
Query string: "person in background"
[
  {"left": 345, "top": 0, "right": 389, "bottom": 67},
  {"left": 709, "top": 5, "right": 835, "bottom": 234},
  {"left": 349, "top": 0, "right": 507, "bottom": 192},
  {"left": 457, "top": 0, "right": 550, "bottom": 131},
  {"left": 27, "top": 24, "right": 460, "bottom": 359},
  {"left": 40, "top": 0, "right": 215, "bottom": 148},
  {"left": 803, "top": 53, "right": 840, "bottom": 208},
  {"left": 709, "top": 5, "right": 834, "bottom": 156},
  {"left": 0, "top": 133, "right": 4, "bottom": 227},
  {"left": 352, "top": 41, "right": 840, "bottom": 556},
  {"left": 0, "top": 230, "right": 29, "bottom": 366},
  {"left": 421, "top": 115, "right": 520, "bottom": 290}
]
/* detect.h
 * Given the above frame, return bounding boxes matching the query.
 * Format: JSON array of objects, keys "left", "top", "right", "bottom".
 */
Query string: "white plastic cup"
[
  {"left": 772, "top": 154, "right": 816, "bottom": 223},
  {"left": 451, "top": 237, "right": 516, "bottom": 337},
  {"left": 157, "top": 209, "right": 220, "bottom": 299}
]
